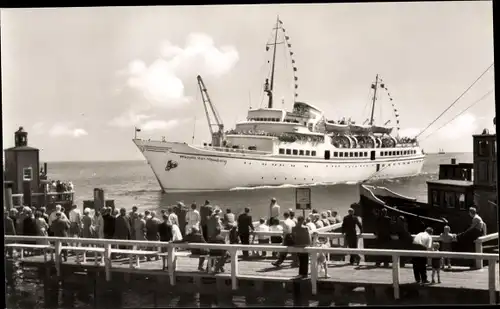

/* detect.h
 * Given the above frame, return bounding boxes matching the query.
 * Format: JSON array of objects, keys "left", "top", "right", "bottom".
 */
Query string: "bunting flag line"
[
  {"left": 282, "top": 22, "right": 298, "bottom": 101},
  {"left": 377, "top": 76, "right": 401, "bottom": 130}
]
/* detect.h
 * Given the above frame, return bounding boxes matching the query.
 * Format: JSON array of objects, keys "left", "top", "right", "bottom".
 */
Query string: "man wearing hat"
[{"left": 270, "top": 198, "right": 280, "bottom": 221}]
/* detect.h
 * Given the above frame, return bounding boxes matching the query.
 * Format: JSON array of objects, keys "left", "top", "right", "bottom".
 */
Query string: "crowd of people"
[{"left": 4, "top": 198, "right": 486, "bottom": 283}]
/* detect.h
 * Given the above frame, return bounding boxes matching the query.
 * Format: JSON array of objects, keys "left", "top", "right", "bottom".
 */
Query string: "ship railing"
[
  {"left": 5, "top": 235, "right": 499, "bottom": 304},
  {"left": 197, "top": 145, "right": 272, "bottom": 155},
  {"left": 11, "top": 191, "right": 75, "bottom": 207},
  {"left": 475, "top": 232, "right": 499, "bottom": 269}
]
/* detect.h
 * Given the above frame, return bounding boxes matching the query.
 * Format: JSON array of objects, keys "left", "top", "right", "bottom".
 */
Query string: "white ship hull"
[{"left": 134, "top": 139, "right": 425, "bottom": 193}]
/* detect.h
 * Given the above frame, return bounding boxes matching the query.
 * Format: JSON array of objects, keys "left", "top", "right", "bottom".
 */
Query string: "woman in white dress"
[{"left": 185, "top": 203, "right": 201, "bottom": 235}]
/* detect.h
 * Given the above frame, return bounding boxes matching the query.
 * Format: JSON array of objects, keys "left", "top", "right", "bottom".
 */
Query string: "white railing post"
[
  {"left": 392, "top": 254, "right": 400, "bottom": 300},
  {"left": 488, "top": 260, "right": 497, "bottom": 305},
  {"left": 310, "top": 251, "right": 318, "bottom": 295},
  {"left": 475, "top": 239, "right": 483, "bottom": 269},
  {"left": 167, "top": 245, "right": 175, "bottom": 286},
  {"left": 54, "top": 240, "right": 62, "bottom": 277},
  {"left": 104, "top": 243, "right": 112, "bottom": 281},
  {"left": 230, "top": 248, "right": 238, "bottom": 290}
]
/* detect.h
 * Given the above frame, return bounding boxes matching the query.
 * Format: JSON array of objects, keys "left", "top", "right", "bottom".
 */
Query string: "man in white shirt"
[
  {"left": 185, "top": 203, "right": 201, "bottom": 235},
  {"left": 255, "top": 218, "right": 270, "bottom": 257},
  {"left": 68, "top": 204, "right": 82, "bottom": 238},
  {"left": 412, "top": 227, "right": 433, "bottom": 284},
  {"left": 305, "top": 217, "right": 317, "bottom": 231},
  {"left": 270, "top": 198, "right": 280, "bottom": 221},
  {"left": 48, "top": 204, "right": 68, "bottom": 226}
]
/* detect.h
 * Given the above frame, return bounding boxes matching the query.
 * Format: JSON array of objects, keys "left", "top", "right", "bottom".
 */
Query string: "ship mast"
[
  {"left": 369, "top": 74, "right": 379, "bottom": 125},
  {"left": 267, "top": 16, "right": 280, "bottom": 109}
]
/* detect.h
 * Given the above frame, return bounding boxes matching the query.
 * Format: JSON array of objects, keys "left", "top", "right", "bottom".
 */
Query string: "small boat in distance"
[{"left": 438, "top": 148, "right": 445, "bottom": 154}]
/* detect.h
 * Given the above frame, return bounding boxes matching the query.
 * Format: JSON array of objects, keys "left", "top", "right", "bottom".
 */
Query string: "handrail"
[
  {"left": 5, "top": 235, "right": 498, "bottom": 304},
  {"left": 474, "top": 233, "right": 499, "bottom": 269}
]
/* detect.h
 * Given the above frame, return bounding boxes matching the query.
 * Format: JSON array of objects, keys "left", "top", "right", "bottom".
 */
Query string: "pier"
[{"left": 5, "top": 230, "right": 499, "bottom": 307}]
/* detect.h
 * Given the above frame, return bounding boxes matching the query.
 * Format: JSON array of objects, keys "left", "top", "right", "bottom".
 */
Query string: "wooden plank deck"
[{"left": 17, "top": 253, "right": 500, "bottom": 291}]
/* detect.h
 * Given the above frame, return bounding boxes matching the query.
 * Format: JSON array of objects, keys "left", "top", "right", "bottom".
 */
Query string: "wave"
[
  {"left": 229, "top": 181, "right": 359, "bottom": 191},
  {"left": 117, "top": 189, "right": 162, "bottom": 196}
]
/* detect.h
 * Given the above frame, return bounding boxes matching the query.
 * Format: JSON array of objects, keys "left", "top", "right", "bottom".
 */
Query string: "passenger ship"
[{"left": 134, "top": 18, "right": 425, "bottom": 193}]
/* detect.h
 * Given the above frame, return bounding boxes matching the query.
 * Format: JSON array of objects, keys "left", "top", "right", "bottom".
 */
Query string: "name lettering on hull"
[
  {"left": 165, "top": 160, "right": 179, "bottom": 171},
  {"left": 179, "top": 155, "right": 228, "bottom": 165}
]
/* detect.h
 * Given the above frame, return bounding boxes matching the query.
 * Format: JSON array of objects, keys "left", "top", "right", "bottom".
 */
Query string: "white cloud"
[
  {"left": 141, "top": 119, "right": 185, "bottom": 132},
  {"left": 398, "top": 127, "right": 421, "bottom": 138},
  {"left": 437, "top": 113, "right": 477, "bottom": 140},
  {"left": 119, "top": 32, "right": 239, "bottom": 108},
  {"left": 109, "top": 111, "right": 152, "bottom": 128},
  {"left": 32, "top": 122, "right": 88, "bottom": 138},
  {"left": 48, "top": 123, "right": 88, "bottom": 138}
]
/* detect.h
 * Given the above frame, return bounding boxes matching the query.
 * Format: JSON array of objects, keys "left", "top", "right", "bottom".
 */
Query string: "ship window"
[
  {"left": 431, "top": 190, "right": 439, "bottom": 206},
  {"left": 339, "top": 152, "right": 344, "bottom": 157},
  {"left": 396, "top": 151, "right": 400, "bottom": 155},
  {"left": 445, "top": 192, "right": 455, "bottom": 208},
  {"left": 349, "top": 152, "right": 353, "bottom": 157},
  {"left": 293, "top": 149, "right": 298, "bottom": 155},
  {"left": 279, "top": 148, "right": 285, "bottom": 154},
  {"left": 478, "top": 140, "right": 490, "bottom": 157},
  {"left": 305, "top": 150, "right": 310, "bottom": 156},
  {"left": 311, "top": 151, "right": 317, "bottom": 156},
  {"left": 344, "top": 152, "right": 348, "bottom": 157},
  {"left": 354, "top": 152, "right": 359, "bottom": 157},
  {"left": 385, "top": 151, "right": 388, "bottom": 156},
  {"left": 299, "top": 150, "right": 304, "bottom": 155},
  {"left": 364, "top": 152, "right": 368, "bottom": 157},
  {"left": 389, "top": 151, "right": 393, "bottom": 156},
  {"left": 23, "top": 167, "right": 33, "bottom": 181},
  {"left": 457, "top": 193, "right": 466, "bottom": 210},
  {"left": 286, "top": 149, "right": 291, "bottom": 155},
  {"left": 333, "top": 152, "right": 338, "bottom": 157}
]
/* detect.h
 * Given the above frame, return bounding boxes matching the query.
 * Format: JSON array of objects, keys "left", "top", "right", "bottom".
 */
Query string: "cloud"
[
  {"left": 437, "top": 113, "right": 477, "bottom": 140},
  {"left": 398, "top": 127, "right": 421, "bottom": 138},
  {"left": 108, "top": 111, "right": 152, "bottom": 128},
  {"left": 117, "top": 32, "right": 239, "bottom": 108},
  {"left": 32, "top": 122, "right": 88, "bottom": 138},
  {"left": 141, "top": 119, "right": 186, "bottom": 132}
]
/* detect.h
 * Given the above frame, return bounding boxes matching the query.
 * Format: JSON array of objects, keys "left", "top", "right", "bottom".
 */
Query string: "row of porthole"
[
  {"left": 261, "top": 177, "right": 315, "bottom": 181},
  {"left": 243, "top": 160, "right": 422, "bottom": 168}
]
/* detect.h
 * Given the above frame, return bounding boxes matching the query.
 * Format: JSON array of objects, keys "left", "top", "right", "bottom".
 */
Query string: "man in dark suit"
[
  {"left": 200, "top": 200, "right": 212, "bottom": 241},
  {"left": 51, "top": 212, "right": 70, "bottom": 261},
  {"left": 292, "top": 216, "right": 311, "bottom": 277},
  {"left": 237, "top": 207, "right": 254, "bottom": 258},
  {"left": 375, "top": 208, "right": 392, "bottom": 267},
  {"left": 208, "top": 227, "right": 229, "bottom": 273},
  {"left": 174, "top": 226, "right": 208, "bottom": 271},
  {"left": 341, "top": 207, "right": 363, "bottom": 265}
]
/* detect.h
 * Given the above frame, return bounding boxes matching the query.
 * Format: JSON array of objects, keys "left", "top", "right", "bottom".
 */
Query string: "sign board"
[{"left": 295, "top": 187, "right": 311, "bottom": 210}]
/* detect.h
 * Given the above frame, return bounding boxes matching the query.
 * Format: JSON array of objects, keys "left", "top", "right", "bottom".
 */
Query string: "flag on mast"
[{"left": 135, "top": 127, "right": 141, "bottom": 132}]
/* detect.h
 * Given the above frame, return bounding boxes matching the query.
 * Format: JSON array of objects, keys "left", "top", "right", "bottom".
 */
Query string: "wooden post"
[
  {"left": 475, "top": 240, "right": 483, "bottom": 269},
  {"left": 54, "top": 240, "right": 62, "bottom": 277},
  {"left": 230, "top": 248, "right": 238, "bottom": 290},
  {"left": 167, "top": 245, "right": 175, "bottom": 286},
  {"left": 488, "top": 260, "right": 497, "bottom": 304},
  {"left": 392, "top": 255, "right": 400, "bottom": 300},
  {"left": 310, "top": 251, "right": 318, "bottom": 295},
  {"left": 104, "top": 243, "right": 111, "bottom": 281}
]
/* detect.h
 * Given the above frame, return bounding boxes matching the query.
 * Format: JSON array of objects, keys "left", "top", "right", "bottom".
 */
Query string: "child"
[
  {"left": 439, "top": 225, "right": 457, "bottom": 269},
  {"left": 431, "top": 242, "right": 442, "bottom": 284},
  {"left": 313, "top": 232, "right": 329, "bottom": 278}
]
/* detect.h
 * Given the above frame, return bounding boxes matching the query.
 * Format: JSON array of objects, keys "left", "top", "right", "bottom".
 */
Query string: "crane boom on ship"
[{"left": 197, "top": 75, "right": 225, "bottom": 146}]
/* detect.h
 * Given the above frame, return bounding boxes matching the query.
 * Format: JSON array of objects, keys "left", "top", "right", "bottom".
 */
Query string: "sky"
[{"left": 1, "top": 2, "right": 495, "bottom": 162}]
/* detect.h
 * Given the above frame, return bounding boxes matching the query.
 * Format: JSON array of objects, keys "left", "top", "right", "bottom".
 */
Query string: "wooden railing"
[
  {"left": 475, "top": 233, "right": 499, "bottom": 269},
  {"left": 5, "top": 235, "right": 499, "bottom": 304}
]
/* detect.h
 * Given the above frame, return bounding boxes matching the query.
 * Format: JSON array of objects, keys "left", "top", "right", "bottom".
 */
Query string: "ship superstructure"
[{"left": 134, "top": 17, "right": 424, "bottom": 193}]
